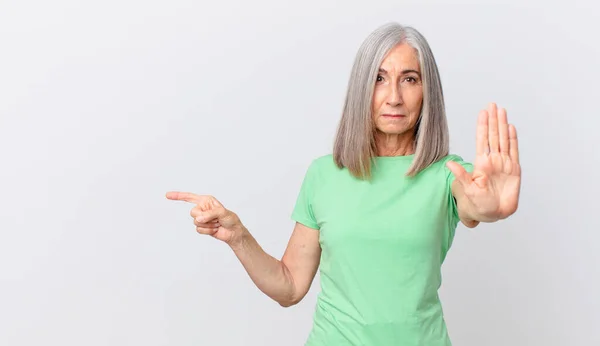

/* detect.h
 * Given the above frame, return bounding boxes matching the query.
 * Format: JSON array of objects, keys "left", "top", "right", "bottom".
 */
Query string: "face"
[{"left": 371, "top": 43, "right": 423, "bottom": 139}]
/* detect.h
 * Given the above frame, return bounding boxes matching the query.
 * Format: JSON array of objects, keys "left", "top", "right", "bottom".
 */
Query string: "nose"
[{"left": 386, "top": 83, "right": 403, "bottom": 107}]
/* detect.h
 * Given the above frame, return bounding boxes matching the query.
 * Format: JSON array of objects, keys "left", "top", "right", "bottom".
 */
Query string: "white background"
[{"left": 1, "top": 0, "right": 598, "bottom": 345}]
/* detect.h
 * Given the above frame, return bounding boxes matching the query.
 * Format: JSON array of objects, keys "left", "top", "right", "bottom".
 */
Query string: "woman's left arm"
[{"left": 446, "top": 103, "right": 522, "bottom": 228}]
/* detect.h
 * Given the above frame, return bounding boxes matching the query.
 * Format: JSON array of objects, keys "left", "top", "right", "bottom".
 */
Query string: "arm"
[
  {"left": 230, "top": 222, "right": 321, "bottom": 307},
  {"left": 166, "top": 192, "right": 321, "bottom": 307},
  {"left": 451, "top": 180, "right": 481, "bottom": 228}
]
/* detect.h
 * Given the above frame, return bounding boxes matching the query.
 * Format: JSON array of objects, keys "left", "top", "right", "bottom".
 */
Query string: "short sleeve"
[
  {"left": 291, "top": 160, "right": 320, "bottom": 230},
  {"left": 444, "top": 155, "right": 474, "bottom": 225}
]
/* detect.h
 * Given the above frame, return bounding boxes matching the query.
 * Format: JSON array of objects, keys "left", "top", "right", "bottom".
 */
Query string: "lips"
[{"left": 382, "top": 114, "right": 405, "bottom": 117}]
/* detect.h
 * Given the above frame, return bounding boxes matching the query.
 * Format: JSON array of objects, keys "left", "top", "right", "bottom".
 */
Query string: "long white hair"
[{"left": 333, "top": 22, "right": 450, "bottom": 178}]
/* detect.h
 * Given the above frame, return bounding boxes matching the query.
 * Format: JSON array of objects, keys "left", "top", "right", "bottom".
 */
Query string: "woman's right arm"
[
  {"left": 166, "top": 191, "right": 321, "bottom": 307},
  {"left": 230, "top": 221, "right": 321, "bottom": 307}
]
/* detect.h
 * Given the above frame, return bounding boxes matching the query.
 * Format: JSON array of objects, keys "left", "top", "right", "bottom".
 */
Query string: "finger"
[
  {"left": 166, "top": 191, "right": 203, "bottom": 204},
  {"left": 195, "top": 221, "right": 220, "bottom": 228},
  {"left": 190, "top": 207, "right": 204, "bottom": 218},
  {"left": 211, "top": 198, "right": 224, "bottom": 208},
  {"left": 194, "top": 208, "right": 225, "bottom": 223},
  {"left": 196, "top": 226, "right": 219, "bottom": 236},
  {"left": 190, "top": 208, "right": 219, "bottom": 226},
  {"left": 446, "top": 161, "right": 471, "bottom": 187},
  {"left": 488, "top": 103, "right": 499, "bottom": 153},
  {"left": 498, "top": 107, "right": 509, "bottom": 155},
  {"left": 476, "top": 110, "right": 489, "bottom": 155},
  {"left": 509, "top": 124, "right": 519, "bottom": 164}
]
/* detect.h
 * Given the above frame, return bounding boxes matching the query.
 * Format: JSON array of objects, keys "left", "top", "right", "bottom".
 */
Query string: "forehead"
[{"left": 380, "top": 43, "right": 420, "bottom": 72}]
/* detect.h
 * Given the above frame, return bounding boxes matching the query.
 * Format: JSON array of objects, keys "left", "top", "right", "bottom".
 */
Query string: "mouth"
[{"left": 382, "top": 114, "right": 406, "bottom": 118}]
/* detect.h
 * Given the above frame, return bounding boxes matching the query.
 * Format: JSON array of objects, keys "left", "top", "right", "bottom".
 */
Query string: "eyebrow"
[{"left": 379, "top": 68, "right": 421, "bottom": 76}]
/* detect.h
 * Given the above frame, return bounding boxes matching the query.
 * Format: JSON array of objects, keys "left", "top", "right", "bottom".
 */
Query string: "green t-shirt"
[{"left": 291, "top": 153, "right": 473, "bottom": 346}]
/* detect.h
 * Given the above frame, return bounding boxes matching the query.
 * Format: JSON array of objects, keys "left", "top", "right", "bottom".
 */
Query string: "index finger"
[
  {"left": 476, "top": 110, "right": 489, "bottom": 155},
  {"left": 165, "top": 191, "right": 202, "bottom": 203}
]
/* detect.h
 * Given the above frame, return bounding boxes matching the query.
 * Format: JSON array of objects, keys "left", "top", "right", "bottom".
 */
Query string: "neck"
[{"left": 375, "top": 132, "right": 415, "bottom": 156}]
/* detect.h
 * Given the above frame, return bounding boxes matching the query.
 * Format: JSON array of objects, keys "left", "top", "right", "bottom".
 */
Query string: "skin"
[
  {"left": 447, "top": 104, "right": 521, "bottom": 227},
  {"left": 164, "top": 192, "right": 320, "bottom": 307},
  {"left": 371, "top": 43, "right": 423, "bottom": 156},
  {"left": 371, "top": 43, "right": 521, "bottom": 227},
  {"left": 165, "top": 43, "right": 521, "bottom": 306}
]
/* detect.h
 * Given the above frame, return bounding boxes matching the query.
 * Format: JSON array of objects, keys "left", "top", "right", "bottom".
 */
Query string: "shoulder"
[
  {"left": 439, "top": 153, "right": 469, "bottom": 165},
  {"left": 414, "top": 154, "right": 473, "bottom": 183},
  {"left": 416, "top": 154, "right": 469, "bottom": 174},
  {"left": 431, "top": 154, "right": 473, "bottom": 173},
  {"left": 312, "top": 153, "right": 335, "bottom": 165},
  {"left": 442, "top": 153, "right": 473, "bottom": 172},
  {"left": 432, "top": 154, "right": 474, "bottom": 190},
  {"left": 306, "top": 153, "right": 337, "bottom": 172},
  {"left": 299, "top": 154, "right": 342, "bottom": 187}
]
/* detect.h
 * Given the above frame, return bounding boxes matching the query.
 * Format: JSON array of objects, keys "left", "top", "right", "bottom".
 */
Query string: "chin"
[{"left": 376, "top": 126, "right": 409, "bottom": 135}]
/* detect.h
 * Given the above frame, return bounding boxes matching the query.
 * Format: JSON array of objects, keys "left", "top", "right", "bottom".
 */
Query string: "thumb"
[{"left": 446, "top": 161, "right": 471, "bottom": 187}]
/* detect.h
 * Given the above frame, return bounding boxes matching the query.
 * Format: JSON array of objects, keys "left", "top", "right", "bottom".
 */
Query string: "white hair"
[{"left": 333, "top": 22, "right": 450, "bottom": 178}]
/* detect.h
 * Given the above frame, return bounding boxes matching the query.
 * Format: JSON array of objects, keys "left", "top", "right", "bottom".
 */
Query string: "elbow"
[
  {"left": 276, "top": 262, "right": 304, "bottom": 307},
  {"left": 277, "top": 295, "right": 302, "bottom": 308},
  {"left": 461, "top": 218, "right": 480, "bottom": 228},
  {"left": 278, "top": 300, "right": 296, "bottom": 308}
]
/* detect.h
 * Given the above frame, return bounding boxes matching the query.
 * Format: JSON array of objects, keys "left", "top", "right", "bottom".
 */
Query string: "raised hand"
[
  {"left": 166, "top": 191, "right": 244, "bottom": 245},
  {"left": 447, "top": 103, "right": 521, "bottom": 222}
]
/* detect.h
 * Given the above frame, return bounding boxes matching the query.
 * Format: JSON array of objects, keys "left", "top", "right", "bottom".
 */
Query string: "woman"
[{"left": 166, "top": 22, "right": 521, "bottom": 346}]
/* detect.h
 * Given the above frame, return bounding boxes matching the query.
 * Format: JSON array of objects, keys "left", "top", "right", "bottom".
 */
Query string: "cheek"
[
  {"left": 406, "top": 89, "right": 424, "bottom": 113},
  {"left": 372, "top": 90, "right": 384, "bottom": 111}
]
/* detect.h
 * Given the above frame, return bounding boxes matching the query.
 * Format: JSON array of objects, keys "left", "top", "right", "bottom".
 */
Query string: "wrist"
[
  {"left": 459, "top": 202, "right": 501, "bottom": 224},
  {"left": 228, "top": 224, "right": 249, "bottom": 251}
]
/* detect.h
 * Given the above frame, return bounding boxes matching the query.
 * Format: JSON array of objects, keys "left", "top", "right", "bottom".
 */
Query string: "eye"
[
  {"left": 376, "top": 74, "right": 384, "bottom": 83},
  {"left": 404, "top": 76, "right": 418, "bottom": 84}
]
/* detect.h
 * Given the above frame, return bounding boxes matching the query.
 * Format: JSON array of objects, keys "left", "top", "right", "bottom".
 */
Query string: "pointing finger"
[{"left": 166, "top": 191, "right": 203, "bottom": 203}]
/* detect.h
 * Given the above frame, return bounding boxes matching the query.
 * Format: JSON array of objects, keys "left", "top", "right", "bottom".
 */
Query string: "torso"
[{"left": 294, "top": 154, "right": 469, "bottom": 346}]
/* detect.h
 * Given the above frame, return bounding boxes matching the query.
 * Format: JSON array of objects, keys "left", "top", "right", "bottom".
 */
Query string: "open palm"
[{"left": 447, "top": 103, "right": 521, "bottom": 221}]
